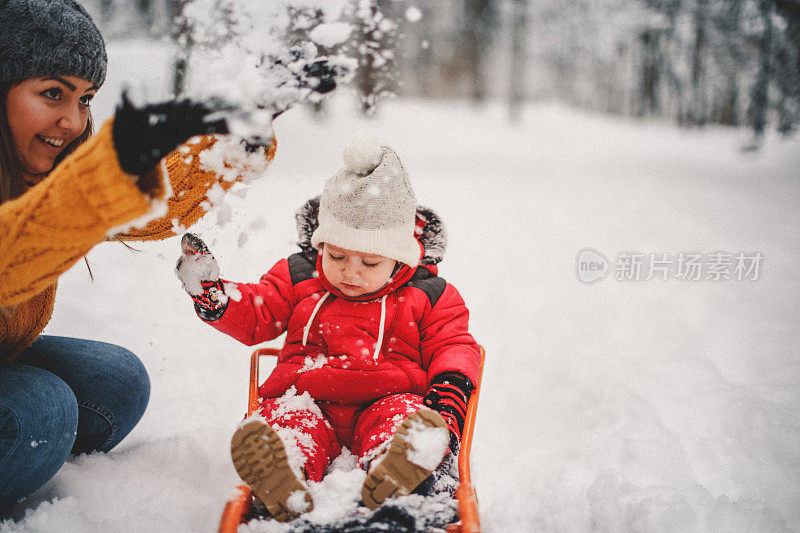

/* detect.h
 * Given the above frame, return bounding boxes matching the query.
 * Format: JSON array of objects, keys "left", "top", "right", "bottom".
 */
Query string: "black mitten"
[
  {"left": 300, "top": 59, "right": 343, "bottom": 94},
  {"left": 424, "top": 372, "right": 474, "bottom": 452},
  {"left": 190, "top": 279, "right": 228, "bottom": 322},
  {"left": 112, "top": 92, "right": 232, "bottom": 176}
]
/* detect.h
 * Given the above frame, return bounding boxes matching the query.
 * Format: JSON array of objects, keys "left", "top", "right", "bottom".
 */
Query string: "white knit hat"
[{"left": 311, "top": 136, "right": 421, "bottom": 266}]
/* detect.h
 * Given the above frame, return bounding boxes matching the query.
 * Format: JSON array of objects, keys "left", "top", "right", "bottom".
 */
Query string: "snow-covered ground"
[{"left": 2, "top": 40, "right": 800, "bottom": 532}]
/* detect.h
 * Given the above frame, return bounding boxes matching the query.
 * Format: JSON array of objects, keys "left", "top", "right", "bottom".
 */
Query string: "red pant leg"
[
  {"left": 352, "top": 393, "right": 424, "bottom": 468},
  {"left": 317, "top": 401, "right": 364, "bottom": 449},
  {"left": 258, "top": 393, "right": 341, "bottom": 482}
]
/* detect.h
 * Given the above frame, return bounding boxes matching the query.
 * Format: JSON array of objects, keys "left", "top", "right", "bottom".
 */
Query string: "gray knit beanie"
[
  {"left": 0, "top": 0, "right": 107, "bottom": 87},
  {"left": 311, "top": 136, "right": 422, "bottom": 267}
]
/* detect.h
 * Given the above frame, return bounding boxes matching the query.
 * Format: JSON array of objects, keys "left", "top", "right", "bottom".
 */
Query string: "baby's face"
[{"left": 321, "top": 244, "right": 397, "bottom": 297}]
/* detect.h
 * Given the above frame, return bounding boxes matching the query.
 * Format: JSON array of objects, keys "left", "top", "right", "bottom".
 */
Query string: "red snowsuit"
[{"left": 206, "top": 203, "right": 481, "bottom": 481}]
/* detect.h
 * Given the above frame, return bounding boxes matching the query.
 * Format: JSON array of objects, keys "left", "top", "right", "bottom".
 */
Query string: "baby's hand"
[
  {"left": 175, "top": 233, "right": 228, "bottom": 321},
  {"left": 424, "top": 372, "right": 475, "bottom": 451}
]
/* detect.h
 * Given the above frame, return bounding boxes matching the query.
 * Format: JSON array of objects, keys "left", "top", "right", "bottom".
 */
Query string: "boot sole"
[
  {"left": 231, "top": 420, "right": 313, "bottom": 522},
  {"left": 361, "top": 409, "right": 447, "bottom": 510}
]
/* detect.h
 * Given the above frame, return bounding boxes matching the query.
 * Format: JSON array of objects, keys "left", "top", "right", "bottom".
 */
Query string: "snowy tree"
[
  {"left": 82, "top": 0, "right": 172, "bottom": 38},
  {"left": 707, "top": 0, "right": 746, "bottom": 126},
  {"left": 348, "top": 0, "right": 402, "bottom": 113},
  {"left": 772, "top": 0, "right": 800, "bottom": 133},
  {"left": 164, "top": 0, "right": 356, "bottom": 114},
  {"left": 508, "top": 0, "right": 528, "bottom": 121},
  {"left": 284, "top": 5, "right": 328, "bottom": 114},
  {"left": 169, "top": 0, "right": 192, "bottom": 97},
  {"left": 748, "top": 0, "right": 774, "bottom": 139},
  {"left": 461, "top": 0, "right": 499, "bottom": 103},
  {"left": 83, "top": 0, "right": 800, "bottom": 136}
]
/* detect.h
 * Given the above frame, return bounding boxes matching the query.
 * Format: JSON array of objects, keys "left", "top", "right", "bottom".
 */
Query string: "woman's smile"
[{"left": 36, "top": 135, "right": 68, "bottom": 148}]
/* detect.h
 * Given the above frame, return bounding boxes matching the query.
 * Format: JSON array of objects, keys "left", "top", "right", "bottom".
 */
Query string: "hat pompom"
[{"left": 342, "top": 134, "right": 382, "bottom": 176}]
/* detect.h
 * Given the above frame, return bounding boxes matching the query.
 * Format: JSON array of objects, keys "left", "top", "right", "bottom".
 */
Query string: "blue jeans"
[{"left": 0, "top": 336, "right": 150, "bottom": 510}]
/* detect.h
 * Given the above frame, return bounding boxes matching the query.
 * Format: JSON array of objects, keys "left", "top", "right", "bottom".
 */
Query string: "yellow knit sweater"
[{"left": 0, "top": 119, "right": 276, "bottom": 360}]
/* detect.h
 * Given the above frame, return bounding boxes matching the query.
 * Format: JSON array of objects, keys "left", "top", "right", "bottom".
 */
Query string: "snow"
[
  {"left": 271, "top": 426, "right": 313, "bottom": 479},
  {"left": 309, "top": 22, "right": 352, "bottom": 48},
  {"left": 291, "top": 449, "right": 364, "bottom": 527},
  {"left": 298, "top": 355, "right": 328, "bottom": 374},
  {"left": 2, "top": 38, "right": 800, "bottom": 533},
  {"left": 161, "top": 0, "right": 357, "bottom": 119},
  {"left": 174, "top": 250, "right": 221, "bottom": 296},
  {"left": 404, "top": 7, "right": 423, "bottom": 23},
  {"left": 197, "top": 137, "right": 272, "bottom": 185},
  {"left": 285, "top": 490, "right": 311, "bottom": 515},
  {"left": 223, "top": 283, "right": 242, "bottom": 303},
  {"left": 269, "top": 387, "right": 324, "bottom": 422},
  {"left": 404, "top": 418, "right": 450, "bottom": 471}
]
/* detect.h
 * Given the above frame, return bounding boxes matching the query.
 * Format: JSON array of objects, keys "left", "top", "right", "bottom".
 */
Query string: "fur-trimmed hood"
[{"left": 295, "top": 196, "right": 447, "bottom": 265}]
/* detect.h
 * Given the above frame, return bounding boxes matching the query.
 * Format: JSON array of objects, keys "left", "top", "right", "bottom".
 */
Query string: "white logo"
[{"left": 577, "top": 249, "right": 608, "bottom": 283}]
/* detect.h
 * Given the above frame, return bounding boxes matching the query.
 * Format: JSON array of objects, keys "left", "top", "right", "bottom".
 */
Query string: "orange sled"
[{"left": 218, "top": 346, "right": 486, "bottom": 533}]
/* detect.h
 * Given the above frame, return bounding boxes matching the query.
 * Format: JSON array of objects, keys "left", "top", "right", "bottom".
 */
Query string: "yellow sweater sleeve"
[
  {"left": 0, "top": 119, "right": 152, "bottom": 307},
  {"left": 115, "top": 132, "right": 277, "bottom": 242}
]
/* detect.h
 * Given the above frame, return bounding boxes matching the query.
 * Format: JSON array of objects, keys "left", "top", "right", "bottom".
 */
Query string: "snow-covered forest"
[
  {"left": 2, "top": 1, "right": 800, "bottom": 532},
  {"left": 80, "top": 0, "right": 800, "bottom": 140}
]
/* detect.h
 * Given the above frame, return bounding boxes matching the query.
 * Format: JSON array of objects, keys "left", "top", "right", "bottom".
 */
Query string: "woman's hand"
[{"left": 112, "top": 92, "right": 236, "bottom": 178}]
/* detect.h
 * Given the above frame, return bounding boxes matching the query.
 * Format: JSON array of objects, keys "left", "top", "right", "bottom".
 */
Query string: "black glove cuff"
[
  {"left": 430, "top": 371, "right": 474, "bottom": 397},
  {"left": 195, "top": 300, "right": 228, "bottom": 322},
  {"left": 424, "top": 372, "right": 474, "bottom": 446}
]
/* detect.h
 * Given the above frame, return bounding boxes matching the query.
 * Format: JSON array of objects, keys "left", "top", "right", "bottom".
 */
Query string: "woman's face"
[{"left": 5, "top": 75, "right": 96, "bottom": 175}]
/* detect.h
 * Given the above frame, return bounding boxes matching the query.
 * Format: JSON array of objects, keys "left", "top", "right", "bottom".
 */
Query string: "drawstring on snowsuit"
[
  {"left": 374, "top": 295, "right": 388, "bottom": 361},
  {"left": 302, "top": 292, "right": 389, "bottom": 361},
  {"left": 302, "top": 291, "right": 330, "bottom": 347}
]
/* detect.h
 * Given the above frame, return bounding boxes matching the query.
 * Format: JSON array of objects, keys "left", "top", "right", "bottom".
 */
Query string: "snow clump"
[
  {"left": 299, "top": 355, "right": 328, "bottom": 374},
  {"left": 175, "top": 250, "right": 221, "bottom": 297},
  {"left": 286, "top": 490, "right": 312, "bottom": 514},
  {"left": 405, "top": 418, "right": 450, "bottom": 471},
  {"left": 309, "top": 22, "right": 352, "bottom": 48},
  {"left": 197, "top": 137, "right": 271, "bottom": 184},
  {"left": 271, "top": 386, "right": 325, "bottom": 421},
  {"left": 405, "top": 6, "right": 423, "bottom": 22}
]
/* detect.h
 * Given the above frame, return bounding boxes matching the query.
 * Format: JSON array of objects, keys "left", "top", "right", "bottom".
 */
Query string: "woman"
[{"left": 0, "top": 0, "right": 277, "bottom": 510}]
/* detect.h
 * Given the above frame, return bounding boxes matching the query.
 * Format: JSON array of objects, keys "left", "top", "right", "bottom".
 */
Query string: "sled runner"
[{"left": 218, "top": 346, "right": 485, "bottom": 533}]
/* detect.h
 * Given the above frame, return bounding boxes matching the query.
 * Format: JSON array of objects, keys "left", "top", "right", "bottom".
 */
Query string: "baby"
[{"left": 176, "top": 137, "right": 481, "bottom": 521}]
